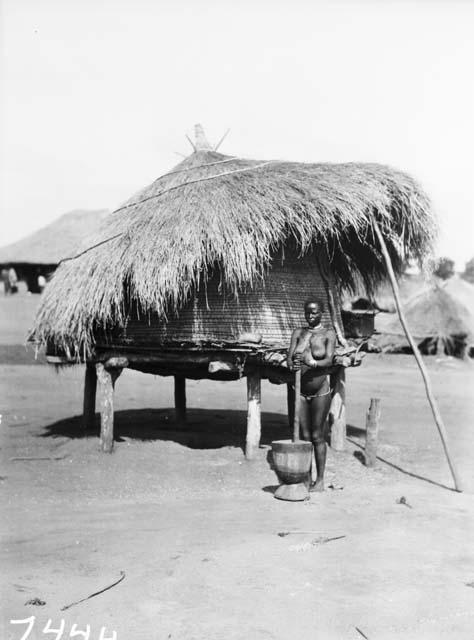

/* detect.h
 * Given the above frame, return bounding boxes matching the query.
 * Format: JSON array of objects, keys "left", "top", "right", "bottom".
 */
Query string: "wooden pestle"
[{"left": 293, "top": 368, "right": 301, "bottom": 442}]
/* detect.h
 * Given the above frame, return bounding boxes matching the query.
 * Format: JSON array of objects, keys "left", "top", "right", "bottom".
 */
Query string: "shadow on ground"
[
  {"left": 40, "top": 408, "right": 293, "bottom": 451},
  {"left": 348, "top": 437, "right": 455, "bottom": 492},
  {"left": 346, "top": 424, "right": 366, "bottom": 438},
  {"left": 36, "top": 411, "right": 457, "bottom": 491}
]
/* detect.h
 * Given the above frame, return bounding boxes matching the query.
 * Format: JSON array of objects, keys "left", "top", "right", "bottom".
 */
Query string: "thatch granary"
[
  {"left": 0, "top": 209, "right": 109, "bottom": 292},
  {"left": 30, "top": 125, "right": 435, "bottom": 456}
]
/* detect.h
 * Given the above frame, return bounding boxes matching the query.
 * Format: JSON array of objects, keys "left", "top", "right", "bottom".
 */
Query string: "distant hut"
[
  {"left": 0, "top": 209, "right": 109, "bottom": 292},
  {"left": 342, "top": 271, "right": 431, "bottom": 313},
  {"left": 30, "top": 125, "right": 435, "bottom": 456},
  {"left": 378, "top": 280, "right": 474, "bottom": 357},
  {"left": 444, "top": 276, "right": 474, "bottom": 320}
]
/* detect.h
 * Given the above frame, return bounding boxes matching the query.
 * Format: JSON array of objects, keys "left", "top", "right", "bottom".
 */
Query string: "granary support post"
[
  {"left": 83, "top": 363, "right": 97, "bottom": 429},
  {"left": 329, "top": 367, "right": 346, "bottom": 451},
  {"left": 246, "top": 370, "right": 261, "bottom": 460},
  {"left": 174, "top": 376, "right": 186, "bottom": 423},
  {"left": 96, "top": 359, "right": 127, "bottom": 453}
]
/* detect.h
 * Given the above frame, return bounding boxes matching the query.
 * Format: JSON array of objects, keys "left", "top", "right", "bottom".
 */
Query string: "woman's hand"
[{"left": 292, "top": 352, "right": 302, "bottom": 371}]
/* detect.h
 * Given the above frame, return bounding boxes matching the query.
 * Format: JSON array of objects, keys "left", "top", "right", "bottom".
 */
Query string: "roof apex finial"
[{"left": 194, "top": 124, "right": 212, "bottom": 151}]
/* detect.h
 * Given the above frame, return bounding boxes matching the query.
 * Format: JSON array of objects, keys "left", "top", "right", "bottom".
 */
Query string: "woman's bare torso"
[{"left": 294, "top": 328, "right": 333, "bottom": 396}]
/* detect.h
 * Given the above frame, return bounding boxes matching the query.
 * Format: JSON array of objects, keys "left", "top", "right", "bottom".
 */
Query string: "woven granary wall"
[{"left": 118, "top": 248, "right": 342, "bottom": 348}]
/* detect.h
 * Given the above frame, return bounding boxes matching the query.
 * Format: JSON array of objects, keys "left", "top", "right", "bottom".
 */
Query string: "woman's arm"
[{"left": 287, "top": 329, "right": 301, "bottom": 371}]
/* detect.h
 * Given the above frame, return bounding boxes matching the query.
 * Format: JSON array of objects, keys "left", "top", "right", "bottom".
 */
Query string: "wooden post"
[
  {"left": 83, "top": 363, "right": 97, "bottom": 429},
  {"left": 365, "top": 398, "right": 381, "bottom": 467},
  {"left": 329, "top": 367, "right": 346, "bottom": 451},
  {"left": 373, "top": 220, "right": 462, "bottom": 492},
  {"left": 96, "top": 363, "right": 122, "bottom": 453},
  {"left": 293, "top": 369, "right": 301, "bottom": 442},
  {"left": 246, "top": 370, "right": 261, "bottom": 460},
  {"left": 316, "top": 254, "right": 348, "bottom": 348},
  {"left": 286, "top": 383, "right": 295, "bottom": 430},
  {"left": 436, "top": 337, "right": 444, "bottom": 356},
  {"left": 174, "top": 376, "right": 187, "bottom": 423}
]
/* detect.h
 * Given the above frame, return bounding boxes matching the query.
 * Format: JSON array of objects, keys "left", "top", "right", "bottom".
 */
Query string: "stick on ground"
[
  {"left": 61, "top": 571, "right": 125, "bottom": 611},
  {"left": 278, "top": 531, "right": 324, "bottom": 537},
  {"left": 10, "top": 456, "right": 66, "bottom": 461}
]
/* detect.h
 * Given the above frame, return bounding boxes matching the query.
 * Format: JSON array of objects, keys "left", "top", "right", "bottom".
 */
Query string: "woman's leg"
[
  {"left": 299, "top": 396, "right": 312, "bottom": 441},
  {"left": 310, "top": 392, "right": 332, "bottom": 491},
  {"left": 298, "top": 397, "right": 312, "bottom": 486}
]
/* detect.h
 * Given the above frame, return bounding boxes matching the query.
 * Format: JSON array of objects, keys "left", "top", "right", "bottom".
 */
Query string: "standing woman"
[{"left": 287, "top": 298, "right": 336, "bottom": 491}]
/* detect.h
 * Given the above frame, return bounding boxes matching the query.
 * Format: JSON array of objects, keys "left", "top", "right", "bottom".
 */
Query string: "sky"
[{"left": 1, "top": 0, "right": 473, "bottom": 269}]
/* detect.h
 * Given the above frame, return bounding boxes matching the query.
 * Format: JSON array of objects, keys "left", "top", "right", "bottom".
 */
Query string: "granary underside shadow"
[
  {"left": 39, "top": 414, "right": 452, "bottom": 490},
  {"left": 40, "top": 412, "right": 367, "bottom": 453},
  {"left": 39, "top": 408, "right": 294, "bottom": 451}
]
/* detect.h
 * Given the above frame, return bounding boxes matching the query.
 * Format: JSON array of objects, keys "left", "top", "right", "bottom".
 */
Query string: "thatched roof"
[
  {"left": 343, "top": 271, "right": 432, "bottom": 312},
  {"left": 380, "top": 282, "right": 474, "bottom": 344},
  {"left": 31, "top": 126, "right": 436, "bottom": 357},
  {"left": 0, "top": 209, "right": 109, "bottom": 265},
  {"left": 443, "top": 276, "right": 474, "bottom": 321}
]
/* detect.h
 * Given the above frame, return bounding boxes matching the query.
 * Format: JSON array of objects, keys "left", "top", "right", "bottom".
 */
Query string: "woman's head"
[{"left": 304, "top": 297, "right": 325, "bottom": 327}]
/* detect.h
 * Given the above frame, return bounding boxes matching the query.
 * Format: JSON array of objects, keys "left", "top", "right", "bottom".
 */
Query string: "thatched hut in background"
[
  {"left": 444, "top": 275, "right": 474, "bottom": 321},
  {"left": 377, "top": 278, "right": 474, "bottom": 357},
  {"left": 30, "top": 125, "right": 435, "bottom": 456},
  {"left": 341, "top": 271, "right": 431, "bottom": 313},
  {"left": 0, "top": 209, "right": 109, "bottom": 292}
]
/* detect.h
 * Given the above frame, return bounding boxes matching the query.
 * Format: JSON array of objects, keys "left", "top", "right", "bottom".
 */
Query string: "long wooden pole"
[
  {"left": 317, "top": 254, "right": 348, "bottom": 347},
  {"left": 286, "top": 383, "right": 295, "bottom": 430},
  {"left": 293, "top": 369, "right": 301, "bottom": 442},
  {"left": 372, "top": 220, "right": 462, "bottom": 491}
]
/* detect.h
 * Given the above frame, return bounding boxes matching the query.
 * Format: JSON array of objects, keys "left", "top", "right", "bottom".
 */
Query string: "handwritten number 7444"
[{"left": 10, "top": 617, "right": 117, "bottom": 640}]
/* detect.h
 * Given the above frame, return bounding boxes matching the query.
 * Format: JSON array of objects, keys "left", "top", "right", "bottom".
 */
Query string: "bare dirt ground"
[{"left": 1, "top": 294, "right": 474, "bottom": 640}]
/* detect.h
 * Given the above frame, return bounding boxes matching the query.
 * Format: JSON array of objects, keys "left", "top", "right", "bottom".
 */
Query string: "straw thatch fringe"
[{"left": 31, "top": 149, "right": 435, "bottom": 358}]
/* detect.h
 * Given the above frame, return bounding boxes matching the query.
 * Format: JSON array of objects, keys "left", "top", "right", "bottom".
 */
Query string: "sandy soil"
[{"left": 1, "top": 294, "right": 474, "bottom": 639}]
